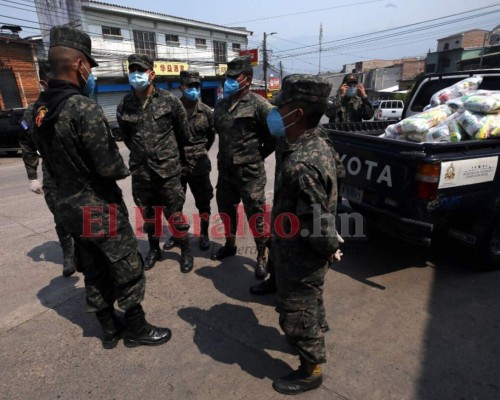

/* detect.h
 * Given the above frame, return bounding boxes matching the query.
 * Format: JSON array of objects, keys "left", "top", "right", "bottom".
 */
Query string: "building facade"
[
  {"left": 34, "top": 0, "right": 252, "bottom": 118},
  {"left": 0, "top": 28, "right": 39, "bottom": 111}
]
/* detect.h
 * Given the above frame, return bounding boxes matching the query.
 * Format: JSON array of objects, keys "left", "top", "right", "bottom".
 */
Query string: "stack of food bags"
[{"left": 380, "top": 75, "right": 500, "bottom": 142}]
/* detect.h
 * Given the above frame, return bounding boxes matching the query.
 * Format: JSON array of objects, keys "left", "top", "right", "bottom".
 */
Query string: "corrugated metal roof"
[{"left": 85, "top": 0, "right": 252, "bottom": 36}]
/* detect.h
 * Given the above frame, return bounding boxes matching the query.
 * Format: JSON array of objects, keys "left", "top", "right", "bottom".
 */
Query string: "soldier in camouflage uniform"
[
  {"left": 267, "top": 74, "right": 342, "bottom": 395},
  {"left": 19, "top": 60, "right": 76, "bottom": 277},
  {"left": 30, "top": 26, "right": 171, "bottom": 349},
  {"left": 117, "top": 54, "right": 194, "bottom": 273},
  {"left": 325, "top": 73, "right": 374, "bottom": 123},
  {"left": 163, "top": 70, "right": 215, "bottom": 252},
  {"left": 212, "top": 55, "right": 276, "bottom": 280}
]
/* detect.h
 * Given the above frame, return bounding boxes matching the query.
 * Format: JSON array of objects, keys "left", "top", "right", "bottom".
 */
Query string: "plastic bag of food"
[
  {"left": 448, "top": 90, "right": 500, "bottom": 113},
  {"left": 395, "top": 105, "right": 452, "bottom": 134},
  {"left": 448, "top": 117, "right": 465, "bottom": 142},
  {"left": 430, "top": 75, "right": 483, "bottom": 107},
  {"left": 475, "top": 114, "right": 500, "bottom": 139},
  {"left": 457, "top": 111, "right": 483, "bottom": 136},
  {"left": 381, "top": 123, "right": 399, "bottom": 139}
]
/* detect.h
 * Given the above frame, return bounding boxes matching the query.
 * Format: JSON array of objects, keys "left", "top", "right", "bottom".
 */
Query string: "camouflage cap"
[
  {"left": 49, "top": 26, "right": 98, "bottom": 67},
  {"left": 272, "top": 74, "right": 332, "bottom": 107},
  {"left": 180, "top": 70, "right": 200, "bottom": 84},
  {"left": 342, "top": 73, "right": 358, "bottom": 84},
  {"left": 128, "top": 54, "right": 154, "bottom": 70},
  {"left": 226, "top": 55, "right": 252, "bottom": 76}
]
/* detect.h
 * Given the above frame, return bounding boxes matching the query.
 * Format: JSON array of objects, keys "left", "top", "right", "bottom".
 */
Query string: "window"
[
  {"left": 102, "top": 26, "right": 121, "bottom": 36},
  {"left": 443, "top": 43, "right": 449, "bottom": 50},
  {"left": 133, "top": 30, "right": 156, "bottom": 59},
  {"left": 195, "top": 38, "right": 207, "bottom": 48},
  {"left": 232, "top": 43, "right": 241, "bottom": 51},
  {"left": 166, "top": 34, "right": 180, "bottom": 46},
  {"left": 213, "top": 40, "right": 227, "bottom": 64}
]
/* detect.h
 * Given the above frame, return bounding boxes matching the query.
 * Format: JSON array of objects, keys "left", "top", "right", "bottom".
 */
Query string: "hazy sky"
[{"left": 2, "top": 0, "right": 499, "bottom": 73}]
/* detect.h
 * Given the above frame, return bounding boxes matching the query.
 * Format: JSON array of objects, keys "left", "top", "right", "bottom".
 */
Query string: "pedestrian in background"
[
  {"left": 212, "top": 55, "right": 276, "bottom": 280},
  {"left": 30, "top": 26, "right": 171, "bottom": 349},
  {"left": 19, "top": 60, "right": 76, "bottom": 277},
  {"left": 267, "top": 74, "right": 343, "bottom": 395},
  {"left": 325, "top": 73, "right": 374, "bottom": 123},
  {"left": 163, "top": 70, "right": 215, "bottom": 252},
  {"left": 117, "top": 54, "right": 194, "bottom": 273}
]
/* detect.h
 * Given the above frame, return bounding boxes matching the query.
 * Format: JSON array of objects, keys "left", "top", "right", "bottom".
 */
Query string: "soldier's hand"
[
  {"left": 29, "top": 179, "right": 43, "bottom": 195},
  {"left": 356, "top": 83, "right": 367, "bottom": 98},
  {"left": 328, "top": 249, "right": 343, "bottom": 263}
]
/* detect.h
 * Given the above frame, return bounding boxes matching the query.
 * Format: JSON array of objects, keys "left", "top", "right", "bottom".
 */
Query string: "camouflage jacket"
[
  {"left": 117, "top": 87, "right": 190, "bottom": 179},
  {"left": 182, "top": 99, "right": 215, "bottom": 176},
  {"left": 271, "top": 127, "right": 339, "bottom": 285},
  {"left": 325, "top": 94, "right": 374, "bottom": 123},
  {"left": 19, "top": 104, "right": 39, "bottom": 180},
  {"left": 20, "top": 104, "right": 57, "bottom": 189},
  {"left": 31, "top": 93, "right": 133, "bottom": 258},
  {"left": 213, "top": 91, "right": 275, "bottom": 169}
]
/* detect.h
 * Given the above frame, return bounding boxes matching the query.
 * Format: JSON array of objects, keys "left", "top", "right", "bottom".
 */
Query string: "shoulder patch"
[{"left": 35, "top": 106, "right": 48, "bottom": 127}]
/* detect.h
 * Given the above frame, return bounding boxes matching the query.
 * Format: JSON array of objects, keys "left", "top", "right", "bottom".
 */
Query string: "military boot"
[
  {"left": 272, "top": 359, "right": 323, "bottom": 395},
  {"left": 179, "top": 238, "right": 194, "bottom": 273},
  {"left": 254, "top": 243, "right": 268, "bottom": 280},
  {"left": 250, "top": 273, "right": 276, "bottom": 295},
  {"left": 212, "top": 236, "right": 237, "bottom": 260},
  {"left": 60, "top": 235, "right": 76, "bottom": 277},
  {"left": 96, "top": 307, "right": 124, "bottom": 350},
  {"left": 162, "top": 236, "right": 179, "bottom": 250},
  {"left": 144, "top": 238, "right": 161, "bottom": 271},
  {"left": 199, "top": 218, "right": 210, "bottom": 251},
  {"left": 123, "top": 304, "right": 172, "bottom": 348}
]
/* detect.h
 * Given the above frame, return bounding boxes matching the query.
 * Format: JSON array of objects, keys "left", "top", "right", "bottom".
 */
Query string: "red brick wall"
[
  {"left": 0, "top": 40, "right": 39, "bottom": 110},
  {"left": 462, "top": 31, "right": 488, "bottom": 48}
]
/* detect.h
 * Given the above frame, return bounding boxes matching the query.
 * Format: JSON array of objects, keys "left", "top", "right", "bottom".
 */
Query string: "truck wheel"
[{"left": 478, "top": 226, "right": 500, "bottom": 271}]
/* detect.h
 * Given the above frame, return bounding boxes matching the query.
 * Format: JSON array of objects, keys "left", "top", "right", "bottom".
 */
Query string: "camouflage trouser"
[
  {"left": 132, "top": 165, "right": 188, "bottom": 239},
  {"left": 216, "top": 162, "right": 268, "bottom": 245},
  {"left": 275, "top": 264, "right": 329, "bottom": 365},
  {"left": 181, "top": 172, "right": 213, "bottom": 216},
  {"left": 73, "top": 217, "right": 145, "bottom": 313},
  {"left": 42, "top": 178, "right": 72, "bottom": 246}
]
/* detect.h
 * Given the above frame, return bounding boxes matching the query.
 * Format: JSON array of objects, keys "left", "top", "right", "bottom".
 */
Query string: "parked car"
[
  {"left": 0, "top": 108, "right": 25, "bottom": 155},
  {"left": 374, "top": 99, "right": 404, "bottom": 121}
]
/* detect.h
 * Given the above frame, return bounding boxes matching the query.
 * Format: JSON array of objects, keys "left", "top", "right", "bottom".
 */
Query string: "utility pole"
[
  {"left": 263, "top": 32, "right": 276, "bottom": 97},
  {"left": 279, "top": 61, "right": 283, "bottom": 81},
  {"left": 319, "top": 23, "right": 323, "bottom": 75},
  {"left": 479, "top": 31, "right": 489, "bottom": 69}
]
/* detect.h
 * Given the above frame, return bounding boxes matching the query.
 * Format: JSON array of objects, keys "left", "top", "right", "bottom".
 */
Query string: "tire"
[{"left": 475, "top": 225, "right": 500, "bottom": 271}]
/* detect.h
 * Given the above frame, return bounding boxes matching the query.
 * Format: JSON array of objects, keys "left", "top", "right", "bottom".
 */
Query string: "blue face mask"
[
  {"left": 128, "top": 71, "right": 151, "bottom": 91},
  {"left": 183, "top": 87, "right": 200, "bottom": 102},
  {"left": 346, "top": 86, "right": 357, "bottom": 97},
  {"left": 81, "top": 64, "right": 96, "bottom": 96},
  {"left": 224, "top": 76, "right": 248, "bottom": 98},
  {"left": 266, "top": 108, "right": 298, "bottom": 137}
]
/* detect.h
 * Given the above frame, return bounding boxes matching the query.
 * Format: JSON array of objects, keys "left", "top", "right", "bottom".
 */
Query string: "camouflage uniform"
[
  {"left": 117, "top": 86, "right": 190, "bottom": 242},
  {"left": 31, "top": 88, "right": 144, "bottom": 313},
  {"left": 325, "top": 74, "right": 374, "bottom": 123},
  {"left": 179, "top": 71, "right": 215, "bottom": 230},
  {"left": 19, "top": 104, "right": 73, "bottom": 250},
  {"left": 270, "top": 75, "right": 340, "bottom": 367},
  {"left": 213, "top": 62, "right": 275, "bottom": 251}
]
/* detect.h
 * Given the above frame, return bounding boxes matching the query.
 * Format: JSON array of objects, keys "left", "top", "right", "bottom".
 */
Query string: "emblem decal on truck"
[
  {"left": 438, "top": 156, "right": 498, "bottom": 189},
  {"left": 340, "top": 155, "right": 393, "bottom": 187}
]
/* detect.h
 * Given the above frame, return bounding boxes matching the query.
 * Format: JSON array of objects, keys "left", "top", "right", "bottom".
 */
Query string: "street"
[{"left": 0, "top": 140, "right": 499, "bottom": 400}]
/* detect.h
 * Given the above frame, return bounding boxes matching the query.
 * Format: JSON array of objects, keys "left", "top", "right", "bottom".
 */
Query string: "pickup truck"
[{"left": 325, "top": 69, "right": 500, "bottom": 269}]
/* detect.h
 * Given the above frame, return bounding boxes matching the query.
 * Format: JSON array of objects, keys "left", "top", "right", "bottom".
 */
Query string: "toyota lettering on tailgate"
[{"left": 340, "top": 154, "right": 393, "bottom": 187}]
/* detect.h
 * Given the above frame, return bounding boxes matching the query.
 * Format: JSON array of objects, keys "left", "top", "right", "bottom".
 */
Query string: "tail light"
[{"left": 415, "top": 162, "right": 440, "bottom": 201}]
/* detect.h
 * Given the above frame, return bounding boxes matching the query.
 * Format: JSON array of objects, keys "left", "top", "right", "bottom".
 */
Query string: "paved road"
[{"left": 0, "top": 141, "right": 499, "bottom": 400}]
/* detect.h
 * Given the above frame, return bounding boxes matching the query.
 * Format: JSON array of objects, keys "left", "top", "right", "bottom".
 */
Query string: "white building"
[{"left": 34, "top": 0, "right": 252, "bottom": 115}]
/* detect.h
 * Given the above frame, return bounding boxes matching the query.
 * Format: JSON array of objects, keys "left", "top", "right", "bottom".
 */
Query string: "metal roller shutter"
[{"left": 96, "top": 91, "right": 129, "bottom": 123}]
